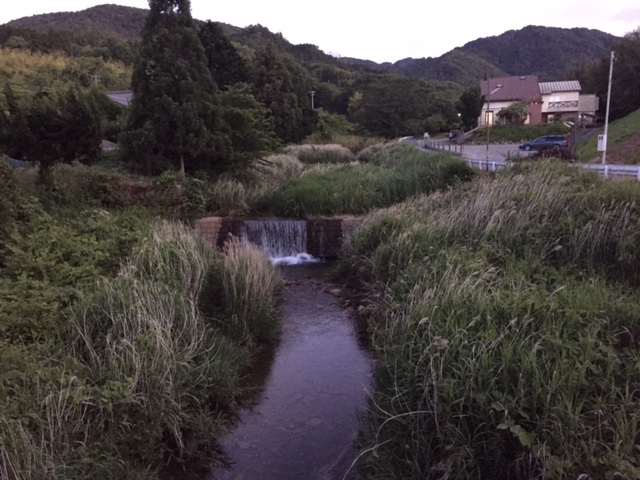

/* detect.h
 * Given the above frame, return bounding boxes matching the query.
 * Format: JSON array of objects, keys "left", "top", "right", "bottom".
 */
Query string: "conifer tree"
[
  {"left": 120, "top": 0, "right": 230, "bottom": 175},
  {"left": 253, "top": 43, "right": 305, "bottom": 143},
  {"left": 198, "top": 21, "right": 249, "bottom": 89}
]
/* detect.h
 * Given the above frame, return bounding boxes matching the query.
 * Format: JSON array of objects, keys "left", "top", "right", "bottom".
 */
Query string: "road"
[
  {"left": 420, "top": 138, "right": 532, "bottom": 161},
  {"left": 461, "top": 143, "right": 533, "bottom": 161}
]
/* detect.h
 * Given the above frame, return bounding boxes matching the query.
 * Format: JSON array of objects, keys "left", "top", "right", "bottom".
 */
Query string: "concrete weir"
[{"left": 195, "top": 216, "right": 361, "bottom": 259}]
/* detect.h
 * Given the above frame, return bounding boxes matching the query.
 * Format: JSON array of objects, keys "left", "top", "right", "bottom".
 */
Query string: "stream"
[{"left": 212, "top": 262, "right": 372, "bottom": 480}]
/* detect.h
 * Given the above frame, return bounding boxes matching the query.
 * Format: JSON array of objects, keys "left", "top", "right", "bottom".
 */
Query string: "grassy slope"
[
  {"left": 578, "top": 108, "right": 640, "bottom": 163},
  {"left": 340, "top": 163, "right": 640, "bottom": 479}
]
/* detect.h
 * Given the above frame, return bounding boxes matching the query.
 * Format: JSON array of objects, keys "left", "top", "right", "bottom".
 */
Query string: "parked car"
[
  {"left": 518, "top": 135, "right": 568, "bottom": 151},
  {"left": 448, "top": 130, "right": 460, "bottom": 140}
]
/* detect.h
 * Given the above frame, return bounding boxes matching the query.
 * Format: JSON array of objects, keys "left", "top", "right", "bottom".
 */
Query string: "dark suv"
[{"left": 518, "top": 135, "right": 568, "bottom": 151}]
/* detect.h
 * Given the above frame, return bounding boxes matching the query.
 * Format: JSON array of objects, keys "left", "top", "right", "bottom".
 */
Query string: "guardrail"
[
  {"left": 402, "top": 138, "right": 640, "bottom": 181},
  {"left": 422, "top": 139, "right": 465, "bottom": 155},
  {"left": 460, "top": 157, "right": 640, "bottom": 181}
]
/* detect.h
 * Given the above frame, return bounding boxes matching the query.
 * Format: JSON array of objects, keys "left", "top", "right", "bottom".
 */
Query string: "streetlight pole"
[
  {"left": 309, "top": 90, "right": 316, "bottom": 109},
  {"left": 602, "top": 51, "right": 615, "bottom": 165},
  {"left": 485, "top": 82, "right": 503, "bottom": 162}
]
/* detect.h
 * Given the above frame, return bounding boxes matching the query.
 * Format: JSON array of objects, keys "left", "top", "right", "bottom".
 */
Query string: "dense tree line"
[
  {"left": 0, "top": 25, "right": 139, "bottom": 66},
  {"left": 565, "top": 27, "right": 640, "bottom": 121},
  {"left": 0, "top": 0, "right": 481, "bottom": 178}
]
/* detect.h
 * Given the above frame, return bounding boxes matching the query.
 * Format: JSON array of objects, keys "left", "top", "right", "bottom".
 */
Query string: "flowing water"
[
  {"left": 212, "top": 263, "right": 372, "bottom": 480},
  {"left": 240, "top": 219, "right": 320, "bottom": 266},
  {"left": 167, "top": 220, "right": 371, "bottom": 479},
  {"left": 211, "top": 220, "right": 371, "bottom": 480}
]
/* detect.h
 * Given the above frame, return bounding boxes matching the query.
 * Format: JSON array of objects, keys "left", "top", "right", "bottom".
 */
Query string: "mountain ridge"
[{"left": 3, "top": 5, "right": 618, "bottom": 85}]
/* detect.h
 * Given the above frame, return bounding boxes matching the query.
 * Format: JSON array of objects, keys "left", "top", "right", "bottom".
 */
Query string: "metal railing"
[
  {"left": 459, "top": 157, "right": 640, "bottom": 180},
  {"left": 422, "top": 139, "right": 464, "bottom": 155},
  {"left": 401, "top": 138, "right": 640, "bottom": 181}
]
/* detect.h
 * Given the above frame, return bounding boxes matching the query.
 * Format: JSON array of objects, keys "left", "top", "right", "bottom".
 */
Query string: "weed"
[{"left": 341, "top": 163, "right": 640, "bottom": 479}]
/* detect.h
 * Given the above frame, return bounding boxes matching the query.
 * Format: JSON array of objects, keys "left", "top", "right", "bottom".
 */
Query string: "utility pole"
[
  {"left": 309, "top": 90, "right": 316, "bottom": 109},
  {"left": 91, "top": 74, "right": 101, "bottom": 86},
  {"left": 602, "top": 51, "right": 615, "bottom": 165},
  {"left": 485, "top": 81, "right": 503, "bottom": 162}
]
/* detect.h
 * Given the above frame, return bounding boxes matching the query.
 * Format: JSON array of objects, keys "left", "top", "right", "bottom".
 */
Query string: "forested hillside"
[
  {"left": 5, "top": 5, "right": 618, "bottom": 86},
  {"left": 460, "top": 25, "right": 617, "bottom": 80},
  {"left": 6, "top": 4, "right": 148, "bottom": 38},
  {"left": 342, "top": 25, "right": 617, "bottom": 84}
]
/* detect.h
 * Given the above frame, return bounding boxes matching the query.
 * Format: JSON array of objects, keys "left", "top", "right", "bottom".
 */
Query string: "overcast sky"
[{"left": 1, "top": 0, "right": 639, "bottom": 63}]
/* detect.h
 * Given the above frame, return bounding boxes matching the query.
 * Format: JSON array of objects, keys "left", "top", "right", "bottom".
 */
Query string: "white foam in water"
[
  {"left": 240, "top": 220, "right": 321, "bottom": 265},
  {"left": 272, "top": 253, "right": 322, "bottom": 266}
]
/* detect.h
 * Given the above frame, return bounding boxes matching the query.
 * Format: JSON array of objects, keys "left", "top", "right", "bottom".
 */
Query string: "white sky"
[{"left": 1, "top": 0, "right": 639, "bottom": 63}]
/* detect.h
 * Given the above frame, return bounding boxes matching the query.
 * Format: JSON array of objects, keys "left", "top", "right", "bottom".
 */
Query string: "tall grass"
[
  {"left": 265, "top": 144, "right": 475, "bottom": 217},
  {"left": 0, "top": 220, "right": 282, "bottom": 478},
  {"left": 214, "top": 237, "right": 282, "bottom": 342},
  {"left": 340, "top": 163, "right": 640, "bottom": 479},
  {"left": 302, "top": 133, "right": 386, "bottom": 154},
  {"left": 285, "top": 144, "right": 356, "bottom": 164}
]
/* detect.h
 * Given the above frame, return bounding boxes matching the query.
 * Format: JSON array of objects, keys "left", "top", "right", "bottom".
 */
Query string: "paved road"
[
  {"left": 422, "top": 139, "right": 532, "bottom": 161},
  {"left": 462, "top": 143, "right": 532, "bottom": 161}
]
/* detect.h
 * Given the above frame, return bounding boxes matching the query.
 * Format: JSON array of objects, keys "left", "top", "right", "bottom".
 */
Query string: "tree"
[
  {"left": 120, "top": 0, "right": 230, "bottom": 175},
  {"left": 348, "top": 75, "right": 438, "bottom": 138},
  {"left": 567, "top": 28, "right": 640, "bottom": 122},
  {"left": 610, "top": 29, "right": 640, "bottom": 119},
  {"left": 0, "top": 84, "right": 30, "bottom": 160},
  {"left": 252, "top": 43, "right": 315, "bottom": 143},
  {"left": 497, "top": 101, "right": 528, "bottom": 124},
  {"left": 218, "top": 83, "right": 279, "bottom": 171},
  {"left": 198, "top": 21, "right": 249, "bottom": 89},
  {"left": 0, "top": 87, "right": 102, "bottom": 183},
  {"left": 456, "top": 85, "right": 484, "bottom": 130}
]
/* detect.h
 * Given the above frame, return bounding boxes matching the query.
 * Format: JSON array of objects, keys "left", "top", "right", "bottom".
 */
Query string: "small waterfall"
[{"left": 241, "top": 220, "right": 320, "bottom": 265}]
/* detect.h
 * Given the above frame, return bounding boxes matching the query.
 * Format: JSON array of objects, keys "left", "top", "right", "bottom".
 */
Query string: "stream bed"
[{"left": 212, "top": 263, "right": 372, "bottom": 480}]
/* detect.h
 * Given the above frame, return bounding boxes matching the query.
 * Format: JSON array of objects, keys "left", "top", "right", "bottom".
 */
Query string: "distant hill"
[
  {"left": 5, "top": 4, "right": 148, "bottom": 38},
  {"left": 342, "top": 25, "right": 617, "bottom": 85},
  {"left": 460, "top": 25, "right": 617, "bottom": 80},
  {"left": 5, "top": 4, "right": 347, "bottom": 70},
  {"left": 4, "top": 6, "right": 618, "bottom": 85}
]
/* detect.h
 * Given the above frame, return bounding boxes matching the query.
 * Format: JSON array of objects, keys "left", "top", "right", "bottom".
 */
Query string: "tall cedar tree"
[
  {"left": 219, "top": 83, "right": 279, "bottom": 171},
  {"left": 198, "top": 21, "right": 249, "bottom": 89},
  {"left": 120, "top": 0, "right": 230, "bottom": 175},
  {"left": 253, "top": 43, "right": 316, "bottom": 143}
]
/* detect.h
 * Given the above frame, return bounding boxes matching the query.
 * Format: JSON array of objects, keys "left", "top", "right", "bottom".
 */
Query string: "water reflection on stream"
[{"left": 213, "top": 263, "right": 372, "bottom": 480}]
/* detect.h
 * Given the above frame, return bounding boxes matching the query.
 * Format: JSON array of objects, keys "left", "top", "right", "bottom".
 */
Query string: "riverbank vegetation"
[
  {"left": 0, "top": 160, "right": 281, "bottom": 479},
  {"left": 339, "top": 162, "right": 640, "bottom": 479}
]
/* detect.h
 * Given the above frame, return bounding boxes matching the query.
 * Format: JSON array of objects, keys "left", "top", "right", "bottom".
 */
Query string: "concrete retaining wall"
[{"left": 195, "top": 216, "right": 362, "bottom": 259}]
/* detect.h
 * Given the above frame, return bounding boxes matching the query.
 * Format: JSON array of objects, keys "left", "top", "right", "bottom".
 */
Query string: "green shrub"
[{"left": 0, "top": 208, "right": 150, "bottom": 341}]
